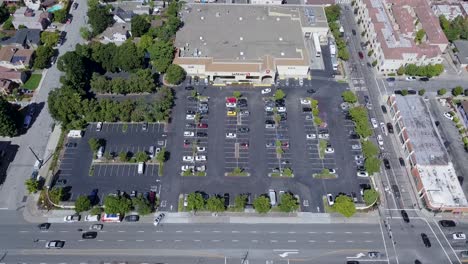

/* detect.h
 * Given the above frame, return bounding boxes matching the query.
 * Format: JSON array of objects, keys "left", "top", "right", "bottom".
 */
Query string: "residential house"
[
  {"left": 0, "top": 28, "right": 41, "bottom": 49},
  {"left": 453, "top": 40, "right": 468, "bottom": 70},
  {"left": 0, "top": 46, "right": 34, "bottom": 70},
  {"left": 110, "top": 1, "right": 150, "bottom": 16},
  {"left": 113, "top": 7, "right": 135, "bottom": 23},
  {"left": 0, "top": 79, "right": 14, "bottom": 95},
  {"left": 24, "top": 0, "right": 41, "bottom": 10},
  {"left": 459, "top": 101, "right": 468, "bottom": 128},
  {"left": 0, "top": 67, "right": 27, "bottom": 84},
  {"left": 13, "top": 7, "right": 52, "bottom": 30},
  {"left": 100, "top": 24, "right": 130, "bottom": 45}
]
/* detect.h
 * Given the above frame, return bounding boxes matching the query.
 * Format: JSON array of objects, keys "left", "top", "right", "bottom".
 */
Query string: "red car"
[
  {"left": 197, "top": 123, "right": 208, "bottom": 128},
  {"left": 282, "top": 142, "right": 289, "bottom": 148},
  {"left": 183, "top": 140, "right": 190, "bottom": 148},
  {"left": 240, "top": 142, "right": 249, "bottom": 149},
  {"left": 358, "top": 51, "right": 364, "bottom": 59}
]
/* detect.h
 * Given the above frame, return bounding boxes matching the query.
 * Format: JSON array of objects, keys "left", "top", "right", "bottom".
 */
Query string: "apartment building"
[{"left": 354, "top": 0, "right": 449, "bottom": 74}]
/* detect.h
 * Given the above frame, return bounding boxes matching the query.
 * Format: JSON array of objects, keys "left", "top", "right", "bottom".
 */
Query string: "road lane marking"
[
  {"left": 232, "top": 240, "right": 239, "bottom": 242},
  {"left": 60, "top": 231, "right": 68, "bottom": 233},
  {"left": 328, "top": 240, "right": 336, "bottom": 243},
  {"left": 365, "top": 240, "right": 373, "bottom": 243},
  {"left": 19, "top": 231, "right": 29, "bottom": 233},
  {"left": 156, "top": 240, "right": 162, "bottom": 242},
  {"left": 269, "top": 231, "right": 277, "bottom": 234},
  {"left": 176, "top": 230, "right": 182, "bottom": 233},
  {"left": 326, "top": 232, "right": 334, "bottom": 234},
  {"left": 308, "top": 231, "right": 316, "bottom": 234},
  {"left": 271, "top": 240, "right": 278, "bottom": 243},
  {"left": 118, "top": 230, "right": 125, "bottom": 233},
  {"left": 211, "top": 240, "right": 220, "bottom": 242},
  {"left": 174, "top": 240, "right": 181, "bottom": 242},
  {"left": 250, "top": 231, "right": 258, "bottom": 233},
  {"left": 308, "top": 240, "right": 316, "bottom": 243},
  {"left": 346, "top": 232, "right": 352, "bottom": 234},
  {"left": 78, "top": 240, "right": 84, "bottom": 242},
  {"left": 194, "top": 240, "right": 201, "bottom": 242},
  {"left": 98, "top": 240, "right": 104, "bottom": 242},
  {"left": 117, "top": 240, "right": 125, "bottom": 242},
  {"left": 252, "top": 240, "right": 258, "bottom": 243},
  {"left": 288, "top": 240, "right": 296, "bottom": 243},
  {"left": 137, "top": 230, "right": 144, "bottom": 233},
  {"left": 347, "top": 240, "right": 354, "bottom": 243},
  {"left": 136, "top": 240, "right": 144, "bottom": 242},
  {"left": 363, "top": 231, "right": 371, "bottom": 234},
  {"left": 288, "top": 231, "right": 296, "bottom": 234},
  {"left": 213, "top": 230, "right": 220, "bottom": 233},
  {"left": 194, "top": 230, "right": 200, "bottom": 233},
  {"left": 232, "top": 231, "right": 239, "bottom": 233}
]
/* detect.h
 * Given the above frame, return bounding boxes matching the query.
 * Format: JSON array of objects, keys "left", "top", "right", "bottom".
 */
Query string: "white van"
[
  {"left": 97, "top": 146, "right": 104, "bottom": 159},
  {"left": 138, "top": 162, "right": 144, "bottom": 174},
  {"left": 33, "top": 160, "right": 42, "bottom": 170},
  {"left": 85, "top": 214, "right": 100, "bottom": 222},
  {"left": 268, "top": 189, "right": 277, "bottom": 206},
  {"left": 67, "top": 130, "right": 83, "bottom": 138},
  {"left": 149, "top": 146, "right": 155, "bottom": 159}
]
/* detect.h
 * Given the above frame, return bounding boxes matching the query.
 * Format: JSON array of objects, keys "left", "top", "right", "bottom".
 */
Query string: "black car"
[
  {"left": 383, "top": 158, "right": 390, "bottom": 169},
  {"left": 124, "top": 215, "right": 140, "bottom": 222},
  {"left": 223, "top": 193, "right": 229, "bottom": 208},
  {"left": 186, "top": 110, "right": 196, "bottom": 115},
  {"left": 302, "top": 107, "right": 312, "bottom": 112},
  {"left": 439, "top": 220, "right": 456, "bottom": 227},
  {"left": 421, "top": 233, "right": 431, "bottom": 247},
  {"left": 38, "top": 223, "right": 51, "bottom": 230},
  {"left": 306, "top": 89, "right": 316, "bottom": 94},
  {"left": 238, "top": 127, "right": 250, "bottom": 133},
  {"left": 65, "top": 142, "right": 77, "bottom": 148},
  {"left": 187, "top": 96, "right": 197, "bottom": 102},
  {"left": 82, "top": 231, "right": 98, "bottom": 239},
  {"left": 401, "top": 210, "right": 410, "bottom": 223},
  {"left": 265, "top": 120, "right": 275, "bottom": 125},
  {"left": 349, "top": 133, "right": 359, "bottom": 139},
  {"left": 387, "top": 123, "right": 394, "bottom": 133},
  {"left": 408, "top": 90, "right": 417, "bottom": 95},
  {"left": 346, "top": 261, "right": 359, "bottom": 264},
  {"left": 392, "top": 185, "right": 401, "bottom": 198},
  {"left": 381, "top": 105, "right": 387, "bottom": 113},
  {"left": 420, "top": 77, "right": 429, "bottom": 82},
  {"left": 386, "top": 77, "right": 395, "bottom": 82},
  {"left": 196, "top": 132, "right": 207, "bottom": 137},
  {"left": 399, "top": 157, "right": 405, "bottom": 166},
  {"left": 55, "top": 179, "right": 67, "bottom": 186},
  {"left": 352, "top": 29, "right": 356, "bottom": 35},
  {"left": 394, "top": 90, "right": 402, "bottom": 95},
  {"left": 185, "top": 86, "right": 194, "bottom": 90},
  {"left": 238, "top": 99, "right": 247, "bottom": 106},
  {"left": 72, "top": 2, "right": 78, "bottom": 10}
]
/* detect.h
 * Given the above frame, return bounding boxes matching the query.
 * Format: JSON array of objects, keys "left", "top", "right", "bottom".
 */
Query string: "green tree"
[
  {"left": 338, "top": 48, "right": 350, "bottom": 61},
  {"left": 278, "top": 193, "right": 299, "bottom": 213},
  {"left": 401, "top": 89, "right": 409, "bottom": 96},
  {"left": 156, "top": 147, "right": 167, "bottom": 163},
  {"left": 131, "top": 15, "right": 150, "bottom": 37},
  {"left": 49, "top": 187, "right": 64, "bottom": 204},
  {"left": 372, "top": 60, "right": 378, "bottom": 67},
  {"left": 0, "top": 4, "right": 9, "bottom": 24},
  {"left": 33, "top": 45, "right": 54, "bottom": 69},
  {"left": 148, "top": 40, "right": 175, "bottom": 73},
  {"left": 165, "top": 64, "right": 186, "bottom": 85},
  {"left": 132, "top": 196, "right": 152, "bottom": 215},
  {"left": 56, "top": 51, "right": 88, "bottom": 87},
  {"left": 233, "top": 91, "right": 241, "bottom": 99},
  {"left": 0, "top": 97, "right": 19, "bottom": 137},
  {"left": 397, "top": 66, "right": 405, "bottom": 75},
  {"left": 349, "top": 107, "right": 372, "bottom": 138},
  {"left": 89, "top": 206, "right": 103, "bottom": 215},
  {"left": 325, "top": 5, "right": 341, "bottom": 22},
  {"left": 87, "top": 5, "right": 114, "bottom": 35},
  {"left": 253, "top": 196, "right": 271, "bottom": 214},
  {"left": 25, "top": 178, "right": 39, "bottom": 194},
  {"left": 333, "top": 195, "right": 356, "bottom": 217},
  {"left": 104, "top": 195, "right": 132, "bottom": 214},
  {"left": 452, "top": 86, "right": 464, "bottom": 96},
  {"left": 88, "top": 138, "right": 101, "bottom": 152},
  {"left": 341, "top": 91, "right": 357, "bottom": 103},
  {"left": 80, "top": 27, "right": 92, "bottom": 40},
  {"left": 53, "top": 8, "right": 68, "bottom": 23},
  {"left": 90, "top": 42, "right": 118, "bottom": 72},
  {"left": 119, "top": 151, "right": 129, "bottom": 162},
  {"left": 438, "top": 88, "right": 447, "bottom": 96},
  {"left": 138, "top": 34, "right": 154, "bottom": 51},
  {"left": 206, "top": 196, "right": 225, "bottom": 212},
  {"left": 274, "top": 89, "right": 286, "bottom": 101},
  {"left": 234, "top": 194, "right": 247, "bottom": 210},
  {"left": 114, "top": 41, "right": 143, "bottom": 72},
  {"left": 414, "top": 29, "right": 426, "bottom": 44},
  {"left": 365, "top": 156, "right": 381, "bottom": 174},
  {"left": 367, "top": 50, "right": 374, "bottom": 57},
  {"left": 418, "top": 89, "right": 426, "bottom": 96},
  {"left": 40, "top": 31, "right": 60, "bottom": 46},
  {"left": 135, "top": 151, "right": 149, "bottom": 162},
  {"left": 48, "top": 86, "right": 87, "bottom": 129},
  {"left": 187, "top": 192, "right": 205, "bottom": 212},
  {"left": 361, "top": 140, "right": 379, "bottom": 159},
  {"left": 363, "top": 189, "right": 379, "bottom": 206},
  {"left": 74, "top": 195, "right": 91, "bottom": 213},
  {"left": 2, "top": 16, "right": 14, "bottom": 30}
]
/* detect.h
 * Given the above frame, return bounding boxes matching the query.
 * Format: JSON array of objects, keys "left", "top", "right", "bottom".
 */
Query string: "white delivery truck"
[
  {"left": 268, "top": 189, "right": 277, "bottom": 206},
  {"left": 138, "top": 162, "right": 144, "bottom": 174},
  {"left": 67, "top": 130, "right": 83, "bottom": 138}
]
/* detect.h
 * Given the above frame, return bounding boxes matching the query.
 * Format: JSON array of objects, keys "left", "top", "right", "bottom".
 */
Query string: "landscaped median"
[
  {"left": 269, "top": 168, "right": 294, "bottom": 178},
  {"left": 225, "top": 167, "right": 249, "bottom": 177},
  {"left": 313, "top": 168, "right": 338, "bottom": 179},
  {"left": 318, "top": 139, "right": 328, "bottom": 159}
]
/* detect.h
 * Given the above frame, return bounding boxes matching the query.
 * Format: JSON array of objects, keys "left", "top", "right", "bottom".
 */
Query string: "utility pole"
[
  {"left": 28, "top": 147, "right": 43, "bottom": 167},
  {"left": 241, "top": 251, "right": 249, "bottom": 264}
]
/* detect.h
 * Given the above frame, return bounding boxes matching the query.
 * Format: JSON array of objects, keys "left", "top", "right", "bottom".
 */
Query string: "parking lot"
[{"left": 56, "top": 122, "right": 166, "bottom": 201}]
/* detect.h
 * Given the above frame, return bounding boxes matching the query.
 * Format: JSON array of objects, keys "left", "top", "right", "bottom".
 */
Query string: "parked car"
[
  {"left": 72, "top": 2, "right": 78, "bottom": 10},
  {"left": 306, "top": 134, "right": 316, "bottom": 140},
  {"left": 387, "top": 123, "right": 394, "bottom": 133},
  {"left": 439, "top": 220, "right": 456, "bottom": 228},
  {"left": 185, "top": 86, "right": 194, "bottom": 90},
  {"left": 406, "top": 76, "right": 417, "bottom": 81},
  {"left": 261, "top": 88, "right": 271, "bottom": 94},
  {"left": 443, "top": 112, "right": 453, "bottom": 120},
  {"left": 452, "top": 232, "right": 466, "bottom": 240},
  {"left": 64, "top": 215, "right": 80, "bottom": 222},
  {"left": 325, "top": 147, "right": 335, "bottom": 154},
  {"left": 226, "top": 133, "right": 237, "bottom": 138},
  {"left": 357, "top": 171, "right": 369, "bottom": 177},
  {"left": 326, "top": 194, "right": 334, "bottom": 206},
  {"left": 153, "top": 213, "right": 165, "bottom": 226},
  {"left": 358, "top": 51, "right": 364, "bottom": 59},
  {"left": 381, "top": 105, "right": 387, "bottom": 113},
  {"left": 96, "top": 122, "right": 102, "bottom": 131},
  {"left": 386, "top": 77, "right": 395, "bottom": 82},
  {"left": 420, "top": 77, "right": 430, "bottom": 82},
  {"left": 371, "top": 118, "right": 378, "bottom": 128},
  {"left": 399, "top": 157, "right": 405, "bottom": 166},
  {"left": 124, "top": 215, "right": 140, "bottom": 222},
  {"left": 307, "top": 89, "right": 316, "bottom": 94}
]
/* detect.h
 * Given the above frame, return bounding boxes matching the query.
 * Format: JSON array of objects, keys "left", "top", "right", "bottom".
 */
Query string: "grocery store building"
[{"left": 174, "top": 5, "right": 329, "bottom": 85}]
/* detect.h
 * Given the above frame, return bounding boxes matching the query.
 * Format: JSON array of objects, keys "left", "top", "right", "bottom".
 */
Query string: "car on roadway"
[
  {"left": 301, "top": 99, "right": 311, "bottom": 105},
  {"left": 371, "top": 118, "right": 378, "bottom": 128},
  {"left": 72, "top": 2, "right": 78, "bottom": 10},
  {"left": 377, "top": 134, "right": 384, "bottom": 146},
  {"left": 261, "top": 88, "right": 271, "bottom": 94},
  {"left": 307, "top": 89, "right": 316, "bottom": 94},
  {"left": 399, "top": 157, "right": 405, "bottom": 166},
  {"left": 299, "top": 78, "right": 304, "bottom": 86},
  {"left": 406, "top": 76, "right": 417, "bottom": 81},
  {"left": 185, "top": 86, "right": 194, "bottom": 90},
  {"left": 381, "top": 105, "right": 387, "bottom": 113},
  {"left": 358, "top": 51, "right": 364, "bottom": 59},
  {"left": 401, "top": 210, "right": 410, "bottom": 223},
  {"left": 227, "top": 111, "right": 237, "bottom": 117},
  {"left": 153, "top": 213, "right": 165, "bottom": 226},
  {"left": 326, "top": 194, "right": 334, "bottom": 206},
  {"left": 226, "top": 132, "right": 237, "bottom": 139},
  {"left": 38, "top": 223, "right": 51, "bottom": 230},
  {"left": 325, "top": 147, "right": 334, "bottom": 154},
  {"left": 124, "top": 215, "right": 140, "bottom": 222},
  {"left": 444, "top": 112, "right": 454, "bottom": 120},
  {"left": 439, "top": 220, "right": 456, "bottom": 228},
  {"left": 352, "top": 29, "right": 356, "bottom": 35},
  {"left": 82, "top": 231, "right": 98, "bottom": 239},
  {"left": 421, "top": 233, "right": 431, "bottom": 247},
  {"left": 357, "top": 171, "right": 369, "bottom": 177},
  {"left": 387, "top": 123, "right": 394, "bottom": 133},
  {"left": 64, "top": 215, "right": 80, "bottom": 222},
  {"left": 46, "top": 240, "right": 65, "bottom": 249},
  {"left": 420, "top": 77, "right": 430, "bottom": 82},
  {"left": 182, "top": 156, "right": 194, "bottom": 162},
  {"left": 184, "top": 131, "right": 194, "bottom": 137},
  {"left": 383, "top": 158, "right": 391, "bottom": 169},
  {"left": 368, "top": 252, "right": 381, "bottom": 259},
  {"left": 89, "top": 224, "right": 103, "bottom": 230},
  {"left": 306, "top": 134, "right": 316, "bottom": 140}
]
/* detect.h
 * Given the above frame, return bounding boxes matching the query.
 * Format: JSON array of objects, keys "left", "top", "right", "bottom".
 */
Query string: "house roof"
[
  {"left": 1, "top": 28, "right": 41, "bottom": 47},
  {"left": 101, "top": 23, "right": 130, "bottom": 39},
  {"left": 0, "top": 67, "right": 24, "bottom": 82},
  {"left": 0, "top": 47, "right": 17, "bottom": 62},
  {"left": 454, "top": 40, "right": 468, "bottom": 65},
  {"left": 113, "top": 7, "right": 135, "bottom": 21}
]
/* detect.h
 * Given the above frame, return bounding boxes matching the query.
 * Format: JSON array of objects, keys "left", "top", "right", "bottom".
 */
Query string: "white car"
[
  {"left": 265, "top": 124, "right": 276, "bottom": 129},
  {"left": 299, "top": 78, "right": 304, "bottom": 86},
  {"left": 64, "top": 215, "right": 80, "bottom": 222},
  {"left": 352, "top": 144, "right": 362, "bottom": 150},
  {"left": 182, "top": 156, "right": 194, "bottom": 162},
  {"left": 46, "top": 240, "right": 65, "bottom": 249},
  {"left": 444, "top": 112, "right": 454, "bottom": 120},
  {"left": 196, "top": 165, "right": 206, "bottom": 172},
  {"left": 96, "top": 122, "right": 102, "bottom": 132},
  {"left": 197, "top": 146, "right": 206, "bottom": 152},
  {"left": 226, "top": 133, "right": 237, "bottom": 139},
  {"left": 371, "top": 118, "right": 378, "bottom": 128},
  {"left": 277, "top": 107, "right": 287, "bottom": 113},
  {"left": 357, "top": 171, "right": 369, "bottom": 177},
  {"left": 265, "top": 106, "right": 274, "bottom": 112},
  {"left": 184, "top": 131, "right": 194, "bottom": 137},
  {"left": 327, "top": 168, "right": 336, "bottom": 174},
  {"left": 84, "top": 215, "right": 100, "bottom": 222},
  {"left": 325, "top": 147, "right": 335, "bottom": 154},
  {"left": 240, "top": 110, "right": 250, "bottom": 117},
  {"left": 195, "top": 155, "right": 206, "bottom": 161},
  {"left": 380, "top": 122, "right": 387, "bottom": 136},
  {"left": 183, "top": 194, "right": 188, "bottom": 207},
  {"left": 181, "top": 165, "right": 194, "bottom": 172},
  {"left": 355, "top": 155, "right": 364, "bottom": 161},
  {"left": 326, "top": 194, "right": 334, "bottom": 206},
  {"left": 301, "top": 99, "right": 311, "bottom": 105},
  {"left": 186, "top": 114, "right": 195, "bottom": 120},
  {"left": 306, "top": 134, "right": 316, "bottom": 139},
  {"left": 261, "top": 88, "right": 271, "bottom": 94},
  {"left": 153, "top": 213, "right": 165, "bottom": 226},
  {"left": 453, "top": 232, "right": 466, "bottom": 240},
  {"left": 377, "top": 134, "right": 384, "bottom": 146},
  {"left": 318, "top": 133, "right": 329, "bottom": 139},
  {"left": 226, "top": 102, "right": 237, "bottom": 108},
  {"left": 405, "top": 76, "right": 416, "bottom": 81}
]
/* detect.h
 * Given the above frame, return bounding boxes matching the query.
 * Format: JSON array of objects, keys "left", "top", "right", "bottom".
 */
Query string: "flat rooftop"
[
  {"left": 418, "top": 164, "right": 468, "bottom": 208},
  {"left": 396, "top": 96, "right": 448, "bottom": 166},
  {"left": 176, "top": 5, "right": 323, "bottom": 61}
]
